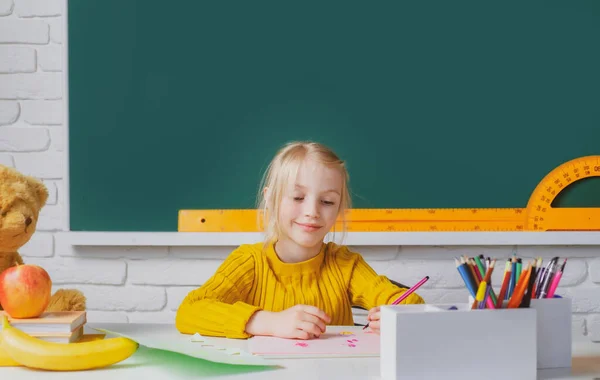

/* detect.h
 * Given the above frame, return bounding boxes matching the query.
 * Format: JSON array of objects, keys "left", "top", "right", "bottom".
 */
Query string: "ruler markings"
[{"left": 179, "top": 156, "right": 600, "bottom": 232}]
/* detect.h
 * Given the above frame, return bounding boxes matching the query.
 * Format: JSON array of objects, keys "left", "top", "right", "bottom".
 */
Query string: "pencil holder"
[
  {"left": 467, "top": 295, "right": 572, "bottom": 369},
  {"left": 380, "top": 303, "right": 537, "bottom": 380},
  {"left": 530, "top": 297, "right": 572, "bottom": 369}
]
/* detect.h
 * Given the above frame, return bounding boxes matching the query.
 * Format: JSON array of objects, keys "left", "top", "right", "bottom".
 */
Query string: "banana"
[
  {"left": 1, "top": 316, "right": 138, "bottom": 371},
  {"left": 0, "top": 335, "right": 21, "bottom": 367}
]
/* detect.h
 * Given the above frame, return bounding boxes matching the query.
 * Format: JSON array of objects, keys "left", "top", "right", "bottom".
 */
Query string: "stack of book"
[{"left": 0, "top": 310, "right": 87, "bottom": 343}]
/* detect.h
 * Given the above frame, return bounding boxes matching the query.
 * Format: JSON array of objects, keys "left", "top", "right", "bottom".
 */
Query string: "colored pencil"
[
  {"left": 363, "top": 275, "right": 429, "bottom": 330},
  {"left": 480, "top": 284, "right": 490, "bottom": 309},
  {"left": 481, "top": 259, "right": 497, "bottom": 309},
  {"left": 546, "top": 258, "right": 567, "bottom": 298},
  {"left": 470, "top": 258, "right": 482, "bottom": 282},
  {"left": 538, "top": 257, "right": 559, "bottom": 299},
  {"left": 507, "top": 262, "right": 532, "bottom": 308},
  {"left": 534, "top": 258, "right": 552, "bottom": 297},
  {"left": 482, "top": 259, "right": 496, "bottom": 282},
  {"left": 508, "top": 256, "right": 517, "bottom": 298},
  {"left": 455, "top": 258, "right": 477, "bottom": 298},
  {"left": 515, "top": 258, "right": 522, "bottom": 287},
  {"left": 495, "top": 259, "right": 512, "bottom": 308},
  {"left": 465, "top": 257, "right": 480, "bottom": 287},
  {"left": 474, "top": 256, "right": 486, "bottom": 279},
  {"left": 472, "top": 281, "right": 487, "bottom": 310},
  {"left": 483, "top": 283, "right": 495, "bottom": 309},
  {"left": 392, "top": 276, "right": 429, "bottom": 305},
  {"left": 531, "top": 257, "right": 543, "bottom": 299},
  {"left": 519, "top": 258, "right": 540, "bottom": 308},
  {"left": 474, "top": 257, "right": 498, "bottom": 305}
]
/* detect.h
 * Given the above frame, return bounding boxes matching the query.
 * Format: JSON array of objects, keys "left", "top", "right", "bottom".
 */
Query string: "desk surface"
[{"left": 1, "top": 323, "right": 599, "bottom": 380}]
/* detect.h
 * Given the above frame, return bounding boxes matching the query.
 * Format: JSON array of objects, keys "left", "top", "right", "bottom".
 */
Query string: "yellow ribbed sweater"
[{"left": 175, "top": 241, "right": 424, "bottom": 339}]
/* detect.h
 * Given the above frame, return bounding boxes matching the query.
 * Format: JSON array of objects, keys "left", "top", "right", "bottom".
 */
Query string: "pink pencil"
[
  {"left": 363, "top": 275, "right": 429, "bottom": 330},
  {"left": 546, "top": 259, "right": 567, "bottom": 298},
  {"left": 392, "top": 276, "right": 430, "bottom": 305}
]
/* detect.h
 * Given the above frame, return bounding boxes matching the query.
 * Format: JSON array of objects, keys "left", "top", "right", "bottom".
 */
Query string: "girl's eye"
[
  {"left": 322, "top": 200, "right": 335, "bottom": 205},
  {"left": 293, "top": 197, "right": 304, "bottom": 201}
]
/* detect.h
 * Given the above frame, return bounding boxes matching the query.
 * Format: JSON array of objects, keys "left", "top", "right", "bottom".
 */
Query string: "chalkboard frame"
[{"left": 60, "top": 0, "right": 600, "bottom": 246}]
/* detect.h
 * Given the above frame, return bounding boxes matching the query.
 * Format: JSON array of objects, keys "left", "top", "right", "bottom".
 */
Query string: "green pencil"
[
  {"left": 515, "top": 258, "right": 522, "bottom": 286},
  {"left": 474, "top": 255, "right": 497, "bottom": 304}
]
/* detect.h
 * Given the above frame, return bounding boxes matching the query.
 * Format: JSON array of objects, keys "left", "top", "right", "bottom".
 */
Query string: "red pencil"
[
  {"left": 469, "top": 258, "right": 483, "bottom": 282},
  {"left": 495, "top": 259, "right": 512, "bottom": 308}
]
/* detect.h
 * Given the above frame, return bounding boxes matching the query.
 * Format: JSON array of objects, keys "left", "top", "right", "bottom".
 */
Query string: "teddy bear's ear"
[{"left": 27, "top": 175, "right": 49, "bottom": 207}]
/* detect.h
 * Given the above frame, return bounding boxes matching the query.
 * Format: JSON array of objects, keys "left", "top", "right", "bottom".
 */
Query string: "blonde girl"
[{"left": 175, "top": 141, "right": 424, "bottom": 339}]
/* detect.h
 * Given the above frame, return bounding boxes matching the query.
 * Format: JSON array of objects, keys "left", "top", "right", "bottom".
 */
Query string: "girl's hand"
[
  {"left": 271, "top": 305, "right": 331, "bottom": 339},
  {"left": 246, "top": 305, "right": 331, "bottom": 339},
  {"left": 366, "top": 306, "right": 381, "bottom": 334}
]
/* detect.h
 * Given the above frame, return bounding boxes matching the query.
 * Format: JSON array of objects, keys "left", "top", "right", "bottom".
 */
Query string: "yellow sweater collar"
[{"left": 265, "top": 241, "right": 326, "bottom": 276}]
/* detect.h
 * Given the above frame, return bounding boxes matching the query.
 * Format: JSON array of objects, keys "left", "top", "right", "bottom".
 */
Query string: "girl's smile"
[{"left": 295, "top": 222, "right": 323, "bottom": 232}]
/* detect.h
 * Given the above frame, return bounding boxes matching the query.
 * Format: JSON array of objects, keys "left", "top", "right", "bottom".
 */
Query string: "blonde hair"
[{"left": 256, "top": 141, "right": 352, "bottom": 245}]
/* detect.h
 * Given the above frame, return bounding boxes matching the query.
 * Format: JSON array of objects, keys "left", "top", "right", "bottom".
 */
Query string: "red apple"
[{"left": 0, "top": 264, "right": 52, "bottom": 318}]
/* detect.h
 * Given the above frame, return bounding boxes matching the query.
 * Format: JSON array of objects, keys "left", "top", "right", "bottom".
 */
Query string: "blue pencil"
[
  {"left": 508, "top": 256, "right": 517, "bottom": 297},
  {"left": 455, "top": 257, "right": 477, "bottom": 298}
]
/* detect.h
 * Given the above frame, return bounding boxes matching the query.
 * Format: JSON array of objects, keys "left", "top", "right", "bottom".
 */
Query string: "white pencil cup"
[
  {"left": 380, "top": 303, "right": 537, "bottom": 380},
  {"left": 466, "top": 295, "right": 573, "bottom": 369},
  {"left": 530, "top": 297, "right": 572, "bottom": 369}
]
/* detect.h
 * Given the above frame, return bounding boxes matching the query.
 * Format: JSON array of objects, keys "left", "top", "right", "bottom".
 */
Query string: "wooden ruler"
[{"left": 178, "top": 156, "right": 600, "bottom": 232}]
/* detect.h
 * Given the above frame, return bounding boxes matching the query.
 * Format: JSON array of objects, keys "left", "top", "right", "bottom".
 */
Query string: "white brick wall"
[
  {"left": 2, "top": 0, "right": 600, "bottom": 343},
  {"left": 0, "top": 0, "right": 14, "bottom": 17},
  {"left": 0, "top": 101, "right": 20, "bottom": 125},
  {"left": 0, "top": 46, "right": 36, "bottom": 73}
]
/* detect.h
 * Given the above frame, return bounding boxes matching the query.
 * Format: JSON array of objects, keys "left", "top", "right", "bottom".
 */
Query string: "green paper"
[
  {"left": 130, "top": 345, "right": 279, "bottom": 378},
  {"left": 91, "top": 326, "right": 278, "bottom": 368}
]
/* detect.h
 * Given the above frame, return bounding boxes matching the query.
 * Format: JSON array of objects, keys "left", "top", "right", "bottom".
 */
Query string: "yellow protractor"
[
  {"left": 525, "top": 155, "right": 600, "bottom": 231},
  {"left": 178, "top": 156, "right": 600, "bottom": 232}
]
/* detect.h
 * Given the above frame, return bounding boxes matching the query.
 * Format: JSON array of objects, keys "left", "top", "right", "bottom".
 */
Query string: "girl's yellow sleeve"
[
  {"left": 175, "top": 246, "right": 261, "bottom": 339},
  {"left": 346, "top": 252, "right": 425, "bottom": 310}
]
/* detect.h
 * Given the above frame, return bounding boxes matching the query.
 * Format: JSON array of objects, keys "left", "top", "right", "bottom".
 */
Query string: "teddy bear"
[{"left": 0, "top": 164, "right": 86, "bottom": 313}]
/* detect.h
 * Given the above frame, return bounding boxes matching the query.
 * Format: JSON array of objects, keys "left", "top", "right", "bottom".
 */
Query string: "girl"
[{"left": 175, "top": 141, "right": 424, "bottom": 339}]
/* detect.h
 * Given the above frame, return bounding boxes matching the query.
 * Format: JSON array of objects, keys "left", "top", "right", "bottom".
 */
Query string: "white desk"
[{"left": 1, "top": 323, "right": 599, "bottom": 380}]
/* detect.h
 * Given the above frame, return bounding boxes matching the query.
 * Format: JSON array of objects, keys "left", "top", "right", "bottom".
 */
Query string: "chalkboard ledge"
[{"left": 56, "top": 231, "right": 600, "bottom": 247}]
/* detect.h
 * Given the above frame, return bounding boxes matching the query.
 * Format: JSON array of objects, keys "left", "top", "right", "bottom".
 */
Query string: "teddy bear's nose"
[{"left": 25, "top": 217, "right": 32, "bottom": 226}]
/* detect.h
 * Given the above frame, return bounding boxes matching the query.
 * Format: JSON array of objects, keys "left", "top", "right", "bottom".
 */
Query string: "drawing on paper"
[
  {"left": 247, "top": 327, "right": 379, "bottom": 357},
  {"left": 345, "top": 338, "right": 358, "bottom": 347}
]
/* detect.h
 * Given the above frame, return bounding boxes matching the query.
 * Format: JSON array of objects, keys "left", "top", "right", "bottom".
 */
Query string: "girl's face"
[{"left": 276, "top": 158, "right": 343, "bottom": 258}]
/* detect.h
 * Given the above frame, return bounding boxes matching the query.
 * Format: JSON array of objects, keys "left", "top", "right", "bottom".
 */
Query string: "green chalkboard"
[{"left": 67, "top": 1, "right": 600, "bottom": 232}]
